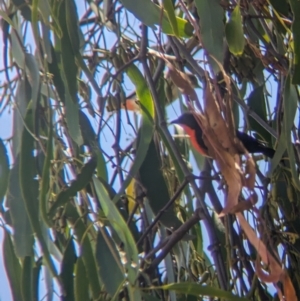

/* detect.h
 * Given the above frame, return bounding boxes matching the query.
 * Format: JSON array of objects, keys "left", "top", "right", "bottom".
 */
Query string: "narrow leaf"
[
  {"left": 120, "top": 0, "right": 193, "bottom": 37},
  {"left": 48, "top": 156, "right": 97, "bottom": 217},
  {"left": 61, "top": 239, "right": 76, "bottom": 301},
  {"left": 57, "top": 0, "right": 78, "bottom": 100},
  {"left": 113, "top": 63, "right": 154, "bottom": 203},
  {"left": 65, "top": 97, "right": 83, "bottom": 146},
  {"left": 95, "top": 228, "right": 125, "bottom": 296},
  {"left": 65, "top": 0, "right": 80, "bottom": 55},
  {"left": 160, "top": 282, "right": 250, "bottom": 300},
  {"left": 7, "top": 157, "right": 33, "bottom": 257},
  {"left": 139, "top": 139, "right": 182, "bottom": 228},
  {"left": 3, "top": 231, "right": 22, "bottom": 301},
  {"left": 225, "top": 4, "right": 245, "bottom": 55},
  {"left": 194, "top": 0, "right": 224, "bottom": 71},
  {"left": 93, "top": 177, "right": 139, "bottom": 284},
  {"left": 65, "top": 203, "right": 101, "bottom": 299},
  {"left": 288, "top": 0, "right": 300, "bottom": 84},
  {"left": 247, "top": 86, "right": 271, "bottom": 143},
  {"left": 0, "top": 139, "right": 9, "bottom": 205},
  {"left": 20, "top": 106, "right": 59, "bottom": 282},
  {"left": 21, "top": 256, "right": 33, "bottom": 301},
  {"left": 39, "top": 112, "right": 53, "bottom": 226},
  {"left": 10, "top": 30, "right": 25, "bottom": 68},
  {"left": 25, "top": 53, "right": 40, "bottom": 111},
  {"left": 163, "top": 0, "right": 179, "bottom": 37},
  {"left": 74, "top": 257, "right": 89, "bottom": 301},
  {"left": 57, "top": 0, "right": 83, "bottom": 145},
  {"left": 283, "top": 76, "right": 299, "bottom": 188}
]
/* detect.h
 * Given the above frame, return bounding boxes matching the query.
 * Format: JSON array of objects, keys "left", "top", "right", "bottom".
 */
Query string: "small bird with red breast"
[{"left": 171, "top": 112, "right": 275, "bottom": 158}]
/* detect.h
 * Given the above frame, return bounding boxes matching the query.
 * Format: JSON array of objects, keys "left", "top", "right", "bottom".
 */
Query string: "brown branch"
[
  {"left": 145, "top": 208, "right": 204, "bottom": 273},
  {"left": 136, "top": 178, "right": 189, "bottom": 247}
]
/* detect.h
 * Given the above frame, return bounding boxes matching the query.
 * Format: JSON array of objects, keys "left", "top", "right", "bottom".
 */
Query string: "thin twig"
[
  {"left": 136, "top": 178, "right": 189, "bottom": 247},
  {"left": 145, "top": 208, "right": 204, "bottom": 273}
]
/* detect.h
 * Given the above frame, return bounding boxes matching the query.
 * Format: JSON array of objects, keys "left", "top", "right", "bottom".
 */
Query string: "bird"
[{"left": 171, "top": 112, "right": 275, "bottom": 158}]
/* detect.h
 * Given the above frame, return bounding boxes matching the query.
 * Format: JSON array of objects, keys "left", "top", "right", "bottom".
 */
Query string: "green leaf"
[
  {"left": 3, "top": 231, "right": 22, "bottom": 301},
  {"left": 162, "top": 0, "right": 178, "bottom": 37},
  {"left": 247, "top": 86, "right": 271, "bottom": 143},
  {"left": 194, "top": 0, "right": 224, "bottom": 71},
  {"left": 10, "top": 30, "right": 25, "bottom": 70},
  {"left": 160, "top": 282, "right": 250, "bottom": 300},
  {"left": 95, "top": 228, "right": 125, "bottom": 297},
  {"left": 65, "top": 203, "right": 101, "bottom": 299},
  {"left": 41, "top": 23, "right": 52, "bottom": 64},
  {"left": 7, "top": 157, "right": 33, "bottom": 257},
  {"left": 48, "top": 156, "right": 97, "bottom": 217},
  {"left": 31, "top": 0, "right": 39, "bottom": 43},
  {"left": 21, "top": 256, "right": 33, "bottom": 301},
  {"left": 39, "top": 0, "right": 52, "bottom": 23},
  {"left": 96, "top": 148, "right": 108, "bottom": 182},
  {"left": 0, "top": 139, "right": 9, "bottom": 206},
  {"left": 0, "top": 10, "right": 15, "bottom": 27},
  {"left": 93, "top": 177, "right": 139, "bottom": 284},
  {"left": 271, "top": 0, "right": 289, "bottom": 16},
  {"left": 39, "top": 113, "right": 53, "bottom": 226},
  {"left": 32, "top": 258, "right": 42, "bottom": 301},
  {"left": 139, "top": 138, "right": 182, "bottom": 228},
  {"left": 65, "top": 97, "right": 83, "bottom": 146},
  {"left": 268, "top": 130, "right": 287, "bottom": 175},
  {"left": 288, "top": 0, "right": 300, "bottom": 84},
  {"left": 57, "top": 0, "right": 78, "bottom": 99},
  {"left": 79, "top": 110, "right": 96, "bottom": 147},
  {"left": 46, "top": 43, "right": 65, "bottom": 101},
  {"left": 142, "top": 293, "right": 161, "bottom": 301},
  {"left": 120, "top": 0, "right": 193, "bottom": 37},
  {"left": 113, "top": 63, "right": 154, "bottom": 203},
  {"left": 74, "top": 257, "right": 89, "bottom": 301},
  {"left": 65, "top": 0, "right": 80, "bottom": 55},
  {"left": 11, "top": 0, "right": 31, "bottom": 20},
  {"left": 283, "top": 75, "right": 299, "bottom": 188},
  {"left": 225, "top": 4, "right": 245, "bottom": 55},
  {"left": 56, "top": 0, "right": 83, "bottom": 145},
  {"left": 20, "top": 106, "right": 59, "bottom": 282},
  {"left": 61, "top": 239, "right": 76, "bottom": 301},
  {"left": 19, "top": 108, "right": 39, "bottom": 220},
  {"left": 12, "top": 80, "right": 31, "bottom": 157},
  {"left": 270, "top": 168, "right": 297, "bottom": 222},
  {"left": 25, "top": 53, "right": 40, "bottom": 111}
]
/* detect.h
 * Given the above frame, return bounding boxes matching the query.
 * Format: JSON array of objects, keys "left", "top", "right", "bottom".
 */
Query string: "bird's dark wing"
[{"left": 236, "top": 131, "right": 275, "bottom": 158}]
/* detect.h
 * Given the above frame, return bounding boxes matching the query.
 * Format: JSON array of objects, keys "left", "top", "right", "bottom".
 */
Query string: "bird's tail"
[{"left": 236, "top": 131, "right": 275, "bottom": 158}]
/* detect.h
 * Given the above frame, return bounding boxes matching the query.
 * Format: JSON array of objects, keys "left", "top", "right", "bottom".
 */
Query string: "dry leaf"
[
  {"left": 281, "top": 271, "right": 297, "bottom": 301},
  {"left": 244, "top": 154, "right": 256, "bottom": 189},
  {"left": 198, "top": 82, "right": 243, "bottom": 215},
  {"left": 204, "top": 82, "right": 233, "bottom": 151},
  {"left": 236, "top": 212, "right": 297, "bottom": 300},
  {"left": 228, "top": 192, "right": 257, "bottom": 214},
  {"left": 165, "top": 62, "right": 198, "bottom": 101}
]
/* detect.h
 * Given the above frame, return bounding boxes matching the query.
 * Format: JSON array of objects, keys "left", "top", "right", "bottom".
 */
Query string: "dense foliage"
[{"left": 1, "top": 0, "right": 300, "bottom": 300}]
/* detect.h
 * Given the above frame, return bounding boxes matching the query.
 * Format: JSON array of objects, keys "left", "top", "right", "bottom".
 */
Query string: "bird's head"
[{"left": 171, "top": 112, "right": 198, "bottom": 130}]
